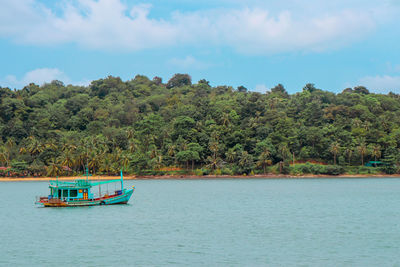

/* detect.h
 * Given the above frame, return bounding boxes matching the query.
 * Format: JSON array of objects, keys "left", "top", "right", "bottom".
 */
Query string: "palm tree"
[
  {"left": 257, "top": 148, "right": 272, "bottom": 174},
  {"left": 345, "top": 147, "right": 353, "bottom": 166},
  {"left": 126, "top": 128, "right": 135, "bottom": 139},
  {"left": 61, "top": 149, "right": 75, "bottom": 171},
  {"left": 239, "top": 151, "right": 253, "bottom": 169},
  {"left": 372, "top": 145, "right": 381, "bottom": 162},
  {"left": 0, "top": 138, "right": 16, "bottom": 167},
  {"left": 88, "top": 150, "right": 101, "bottom": 174},
  {"left": 206, "top": 154, "right": 222, "bottom": 171},
  {"left": 330, "top": 141, "right": 340, "bottom": 165},
  {"left": 128, "top": 139, "right": 139, "bottom": 153},
  {"left": 357, "top": 142, "right": 368, "bottom": 166},
  {"left": 100, "top": 154, "right": 115, "bottom": 175},
  {"left": 5, "top": 138, "right": 15, "bottom": 150},
  {"left": 154, "top": 154, "right": 163, "bottom": 170},
  {"left": 279, "top": 144, "right": 290, "bottom": 162},
  {"left": 112, "top": 147, "right": 122, "bottom": 162},
  {"left": 27, "top": 136, "right": 44, "bottom": 156},
  {"left": 0, "top": 146, "right": 10, "bottom": 166},
  {"left": 45, "top": 141, "right": 57, "bottom": 152},
  {"left": 47, "top": 158, "right": 62, "bottom": 177},
  {"left": 120, "top": 153, "right": 131, "bottom": 172},
  {"left": 225, "top": 149, "right": 236, "bottom": 163},
  {"left": 167, "top": 144, "right": 176, "bottom": 157}
]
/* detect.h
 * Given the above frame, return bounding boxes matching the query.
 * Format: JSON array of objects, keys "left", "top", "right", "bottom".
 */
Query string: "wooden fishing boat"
[{"left": 35, "top": 170, "right": 134, "bottom": 207}]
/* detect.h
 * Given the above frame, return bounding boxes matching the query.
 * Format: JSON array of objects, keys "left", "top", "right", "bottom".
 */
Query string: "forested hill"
[{"left": 1, "top": 74, "right": 400, "bottom": 176}]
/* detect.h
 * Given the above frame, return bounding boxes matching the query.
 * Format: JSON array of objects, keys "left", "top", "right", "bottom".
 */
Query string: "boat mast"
[
  {"left": 85, "top": 166, "right": 89, "bottom": 182},
  {"left": 120, "top": 169, "right": 124, "bottom": 190}
]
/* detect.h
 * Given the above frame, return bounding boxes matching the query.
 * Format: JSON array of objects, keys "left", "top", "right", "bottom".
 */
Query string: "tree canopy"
[{"left": 0, "top": 74, "right": 399, "bottom": 176}]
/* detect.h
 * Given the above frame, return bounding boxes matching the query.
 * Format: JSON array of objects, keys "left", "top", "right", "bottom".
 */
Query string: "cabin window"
[
  {"left": 63, "top": 190, "right": 68, "bottom": 197},
  {"left": 70, "top": 190, "right": 78, "bottom": 197}
]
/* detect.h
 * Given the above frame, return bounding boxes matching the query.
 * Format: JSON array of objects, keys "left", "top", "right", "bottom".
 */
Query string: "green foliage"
[
  {"left": 0, "top": 75, "right": 399, "bottom": 176},
  {"left": 381, "top": 147, "right": 397, "bottom": 174},
  {"left": 166, "top": 74, "right": 192, "bottom": 89},
  {"left": 289, "top": 163, "right": 345, "bottom": 175}
]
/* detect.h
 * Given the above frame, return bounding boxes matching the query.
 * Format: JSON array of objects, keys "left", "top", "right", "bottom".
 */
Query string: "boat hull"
[{"left": 38, "top": 188, "right": 134, "bottom": 207}]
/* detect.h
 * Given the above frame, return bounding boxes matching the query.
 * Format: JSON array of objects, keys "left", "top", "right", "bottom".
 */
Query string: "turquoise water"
[{"left": 1, "top": 178, "right": 400, "bottom": 266}]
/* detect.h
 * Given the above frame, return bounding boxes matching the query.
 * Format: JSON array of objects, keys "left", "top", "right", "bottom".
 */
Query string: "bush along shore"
[{"left": 0, "top": 74, "right": 400, "bottom": 178}]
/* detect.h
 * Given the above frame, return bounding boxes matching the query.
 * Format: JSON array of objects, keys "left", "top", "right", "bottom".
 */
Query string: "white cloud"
[
  {"left": 254, "top": 84, "right": 269, "bottom": 92},
  {"left": 0, "top": 0, "right": 396, "bottom": 54},
  {"left": 359, "top": 75, "right": 400, "bottom": 93},
  {"left": 168, "top": 56, "right": 210, "bottom": 69},
  {"left": 1, "top": 68, "right": 90, "bottom": 88},
  {"left": 2, "top": 68, "right": 67, "bottom": 88}
]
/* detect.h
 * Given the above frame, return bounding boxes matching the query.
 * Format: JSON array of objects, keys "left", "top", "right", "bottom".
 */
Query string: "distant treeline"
[{"left": 0, "top": 74, "right": 399, "bottom": 176}]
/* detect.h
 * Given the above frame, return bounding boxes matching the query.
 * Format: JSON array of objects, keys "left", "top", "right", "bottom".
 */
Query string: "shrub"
[
  {"left": 194, "top": 169, "right": 203, "bottom": 176},
  {"left": 201, "top": 168, "right": 210, "bottom": 175},
  {"left": 222, "top": 168, "right": 234, "bottom": 175},
  {"left": 322, "top": 165, "right": 344, "bottom": 175},
  {"left": 214, "top": 169, "right": 222, "bottom": 175}
]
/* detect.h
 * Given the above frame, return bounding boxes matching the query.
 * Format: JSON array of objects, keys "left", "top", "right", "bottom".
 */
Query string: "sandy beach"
[{"left": 1, "top": 174, "right": 399, "bottom": 182}]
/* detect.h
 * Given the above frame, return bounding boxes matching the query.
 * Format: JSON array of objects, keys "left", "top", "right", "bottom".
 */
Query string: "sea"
[{"left": 1, "top": 178, "right": 400, "bottom": 266}]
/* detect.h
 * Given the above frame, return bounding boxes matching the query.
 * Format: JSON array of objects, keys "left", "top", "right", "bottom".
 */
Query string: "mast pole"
[{"left": 120, "top": 169, "right": 124, "bottom": 190}]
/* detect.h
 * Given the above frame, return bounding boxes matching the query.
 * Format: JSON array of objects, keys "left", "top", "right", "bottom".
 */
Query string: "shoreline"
[{"left": 1, "top": 174, "right": 400, "bottom": 182}]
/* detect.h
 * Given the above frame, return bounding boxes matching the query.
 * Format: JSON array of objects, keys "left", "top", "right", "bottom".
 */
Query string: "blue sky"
[{"left": 0, "top": 0, "right": 400, "bottom": 94}]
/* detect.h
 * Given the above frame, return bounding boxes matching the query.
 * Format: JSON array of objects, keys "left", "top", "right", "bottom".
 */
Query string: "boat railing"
[{"left": 35, "top": 196, "right": 49, "bottom": 202}]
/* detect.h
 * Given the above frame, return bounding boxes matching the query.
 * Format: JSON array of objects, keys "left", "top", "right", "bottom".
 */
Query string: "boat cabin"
[{"left": 49, "top": 179, "right": 94, "bottom": 201}]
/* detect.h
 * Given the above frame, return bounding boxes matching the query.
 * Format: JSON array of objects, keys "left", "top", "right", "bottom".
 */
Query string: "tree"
[
  {"left": 357, "top": 142, "right": 368, "bottom": 166},
  {"left": 278, "top": 143, "right": 290, "bottom": 163},
  {"left": 303, "top": 83, "right": 317, "bottom": 93},
  {"left": 237, "top": 86, "right": 247, "bottom": 93},
  {"left": 238, "top": 151, "right": 254, "bottom": 174},
  {"left": 270, "top": 84, "right": 288, "bottom": 97},
  {"left": 1, "top": 71, "right": 400, "bottom": 177},
  {"left": 345, "top": 147, "right": 354, "bottom": 165},
  {"left": 206, "top": 134, "right": 222, "bottom": 171},
  {"left": 330, "top": 141, "right": 340, "bottom": 165},
  {"left": 353, "top": 86, "right": 369, "bottom": 95},
  {"left": 371, "top": 144, "right": 382, "bottom": 162},
  {"left": 61, "top": 149, "right": 75, "bottom": 171},
  {"left": 26, "top": 136, "right": 45, "bottom": 156},
  {"left": 255, "top": 139, "right": 275, "bottom": 173},
  {"left": 257, "top": 150, "right": 272, "bottom": 174},
  {"left": 46, "top": 158, "right": 62, "bottom": 177},
  {"left": 176, "top": 150, "right": 193, "bottom": 169},
  {"left": 152, "top": 76, "right": 162, "bottom": 85},
  {"left": 381, "top": 147, "right": 397, "bottom": 174},
  {"left": 0, "top": 146, "right": 10, "bottom": 166},
  {"left": 166, "top": 74, "right": 192, "bottom": 89},
  {"left": 187, "top": 143, "right": 203, "bottom": 169},
  {"left": 225, "top": 148, "right": 237, "bottom": 163},
  {"left": 341, "top": 88, "right": 353, "bottom": 94}
]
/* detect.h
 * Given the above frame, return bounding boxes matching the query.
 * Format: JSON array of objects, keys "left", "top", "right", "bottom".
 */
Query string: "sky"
[{"left": 0, "top": 0, "right": 400, "bottom": 94}]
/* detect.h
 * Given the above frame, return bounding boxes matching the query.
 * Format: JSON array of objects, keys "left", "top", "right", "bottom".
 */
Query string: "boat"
[{"left": 35, "top": 169, "right": 135, "bottom": 207}]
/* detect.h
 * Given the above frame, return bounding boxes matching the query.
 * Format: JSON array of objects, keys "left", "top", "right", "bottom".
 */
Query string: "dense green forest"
[{"left": 1, "top": 74, "right": 400, "bottom": 177}]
